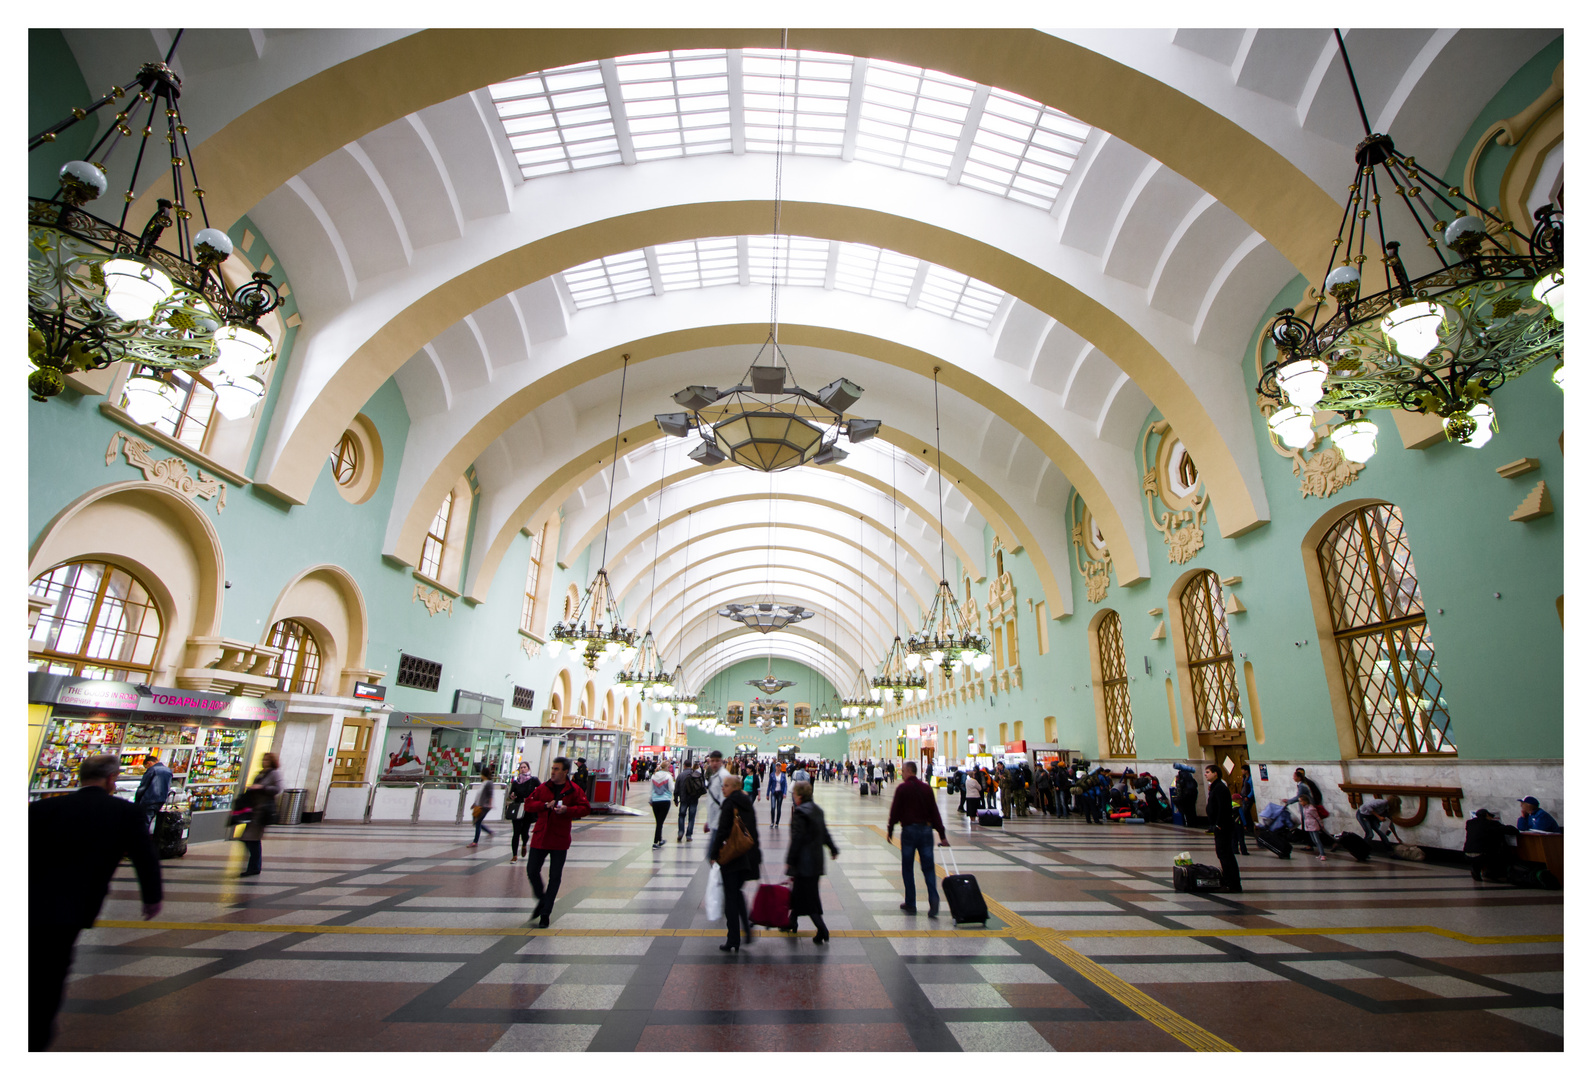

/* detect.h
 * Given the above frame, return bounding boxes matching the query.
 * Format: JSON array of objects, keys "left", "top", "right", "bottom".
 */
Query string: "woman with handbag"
[
  {"left": 468, "top": 766, "right": 495, "bottom": 847},
  {"left": 506, "top": 762, "right": 539, "bottom": 864},
  {"left": 784, "top": 781, "right": 839, "bottom": 944},
  {"left": 708, "top": 772, "right": 761, "bottom": 953},
  {"left": 238, "top": 752, "right": 282, "bottom": 877},
  {"left": 648, "top": 760, "right": 674, "bottom": 849}
]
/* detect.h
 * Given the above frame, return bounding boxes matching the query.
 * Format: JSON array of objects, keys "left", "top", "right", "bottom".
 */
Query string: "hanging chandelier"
[
  {"left": 545, "top": 354, "right": 638, "bottom": 669},
  {"left": 749, "top": 696, "right": 789, "bottom": 732},
  {"left": 652, "top": 668, "right": 699, "bottom": 717},
  {"left": 616, "top": 630, "right": 671, "bottom": 698},
  {"left": 746, "top": 656, "right": 796, "bottom": 695},
  {"left": 906, "top": 368, "right": 992, "bottom": 677},
  {"left": 872, "top": 635, "right": 927, "bottom": 705},
  {"left": 720, "top": 600, "right": 814, "bottom": 633},
  {"left": 653, "top": 43, "right": 880, "bottom": 471},
  {"left": 842, "top": 668, "right": 883, "bottom": 720},
  {"left": 1258, "top": 30, "right": 1563, "bottom": 454},
  {"left": 28, "top": 32, "right": 282, "bottom": 412}
]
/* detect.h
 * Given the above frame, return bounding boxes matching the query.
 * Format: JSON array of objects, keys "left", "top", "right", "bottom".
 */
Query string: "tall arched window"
[
  {"left": 419, "top": 490, "right": 454, "bottom": 580},
  {"left": 1178, "top": 570, "right": 1243, "bottom": 735},
  {"left": 1317, "top": 503, "right": 1454, "bottom": 755},
  {"left": 266, "top": 619, "right": 323, "bottom": 694},
  {"left": 30, "top": 561, "right": 164, "bottom": 679},
  {"left": 1095, "top": 609, "right": 1136, "bottom": 756},
  {"left": 521, "top": 522, "right": 548, "bottom": 633}
]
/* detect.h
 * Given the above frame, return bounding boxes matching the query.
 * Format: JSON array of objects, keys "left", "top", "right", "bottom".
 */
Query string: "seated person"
[
  {"left": 1463, "top": 809, "right": 1517, "bottom": 882},
  {"left": 1516, "top": 796, "right": 1561, "bottom": 833}
]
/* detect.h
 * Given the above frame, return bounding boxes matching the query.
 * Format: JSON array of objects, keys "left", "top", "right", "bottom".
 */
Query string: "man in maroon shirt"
[{"left": 886, "top": 762, "right": 949, "bottom": 917}]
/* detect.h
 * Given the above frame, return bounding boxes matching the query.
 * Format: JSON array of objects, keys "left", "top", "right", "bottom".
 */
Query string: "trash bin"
[{"left": 276, "top": 788, "right": 307, "bottom": 826}]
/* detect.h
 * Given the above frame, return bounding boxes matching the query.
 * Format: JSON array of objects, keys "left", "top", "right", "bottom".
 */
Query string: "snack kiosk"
[{"left": 28, "top": 673, "right": 281, "bottom": 843}]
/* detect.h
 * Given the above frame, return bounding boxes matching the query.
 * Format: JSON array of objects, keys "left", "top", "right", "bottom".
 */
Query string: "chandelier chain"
[
  {"left": 645, "top": 439, "right": 667, "bottom": 629},
  {"left": 598, "top": 353, "right": 630, "bottom": 570},
  {"left": 932, "top": 367, "right": 947, "bottom": 583}
]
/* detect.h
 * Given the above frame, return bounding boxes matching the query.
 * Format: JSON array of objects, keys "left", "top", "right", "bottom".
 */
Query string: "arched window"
[
  {"left": 1317, "top": 503, "right": 1454, "bottom": 755},
  {"left": 329, "top": 430, "right": 360, "bottom": 486},
  {"left": 1095, "top": 609, "right": 1136, "bottom": 756},
  {"left": 1178, "top": 570, "right": 1243, "bottom": 735},
  {"left": 30, "top": 561, "right": 163, "bottom": 679},
  {"left": 419, "top": 490, "right": 454, "bottom": 580},
  {"left": 266, "top": 619, "right": 322, "bottom": 694},
  {"left": 521, "top": 522, "right": 548, "bottom": 633}
]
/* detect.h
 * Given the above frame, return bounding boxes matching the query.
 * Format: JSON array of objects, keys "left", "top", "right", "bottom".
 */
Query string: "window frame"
[
  {"left": 521, "top": 522, "right": 548, "bottom": 634},
  {"left": 1176, "top": 570, "right": 1245, "bottom": 737},
  {"left": 1091, "top": 608, "right": 1136, "bottom": 757},
  {"left": 419, "top": 490, "right": 454, "bottom": 581},
  {"left": 266, "top": 618, "right": 323, "bottom": 695},
  {"left": 29, "top": 560, "right": 164, "bottom": 680}
]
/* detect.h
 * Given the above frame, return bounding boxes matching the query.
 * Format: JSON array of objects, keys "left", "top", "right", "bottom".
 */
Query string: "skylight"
[
  {"left": 559, "top": 235, "right": 1009, "bottom": 330},
  {"left": 487, "top": 49, "right": 1090, "bottom": 211}
]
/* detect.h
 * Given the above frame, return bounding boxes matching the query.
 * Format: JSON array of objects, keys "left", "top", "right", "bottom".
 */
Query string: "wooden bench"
[{"left": 1338, "top": 783, "right": 1464, "bottom": 828}]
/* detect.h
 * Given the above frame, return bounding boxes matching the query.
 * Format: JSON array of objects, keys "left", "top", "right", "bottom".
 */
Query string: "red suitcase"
[{"left": 749, "top": 881, "right": 792, "bottom": 928}]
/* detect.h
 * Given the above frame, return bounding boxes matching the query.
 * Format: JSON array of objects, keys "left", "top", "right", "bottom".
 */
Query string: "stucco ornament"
[
  {"left": 1253, "top": 289, "right": 1365, "bottom": 499},
  {"left": 521, "top": 637, "right": 542, "bottom": 660},
  {"left": 1068, "top": 491, "right": 1113, "bottom": 603},
  {"left": 105, "top": 431, "right": 226, "bottom": 512},
  {"left": 1139, "top": 420, "right": 1206, "bottom": 565},
  {"left": 413, "top": 584, "right": 453, "bottom": 617}
]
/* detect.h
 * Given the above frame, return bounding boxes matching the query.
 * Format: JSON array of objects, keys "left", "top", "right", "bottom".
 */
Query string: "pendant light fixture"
[
  {"left": 618, "top": 441, "right": 674, "bottom": 698},
  {"left": 546, "top": 354, "right": 638, "bottom": 669},
  {"left": 873, "top": 444, "right": 927, "bottom": 705},
  {"left": 906, "top": 368, "right": 992, "bottom": 677},
  {"left": 1257, "top": 29, "right": 1563, "bottom": 449}
]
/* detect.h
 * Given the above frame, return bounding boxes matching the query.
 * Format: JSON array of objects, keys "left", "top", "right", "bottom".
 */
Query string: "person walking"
[
  {"left": 506, "top": 762, "right": 539, "bottom": 863},
  {"left": 524, "top": 756, "right": 591, "bottom": 927},
  {"left": 649, "top": 760, "right": 674, "bottom": 848},
  {"left": 886, "top": 762, "right": 949, "bottom": 917},
  {"left": 784, "top": 780, "right": 838, "bottom": 943},
  {"left": 709, "top": 771, "right": 761, "bottom": 952},
  {"left": 1299, "top": 790, "right": 1331, "bottom": 861},
  {"left": 132, "top": 750, "right": 172, "bottom": 833},
  {"left": 767, "top": 763, "right": 789, "bottom": 828},
  {"left": 238, "top": 752, "right": 283, "bottom": 877},
  {"left": 674, "top": 760, "right": 704, "bottom": 842},
  {"left": 964, "top": 769, "right": 983, "bottom": 819},
  {"left": 468, "top": 766, "right": 496, "bottom": 847},
  {"left": 30, "top": 754, "right": 164, "bottom": 1051},
  {"left": 702, "top": 750, "right": 728, "bottom": 837},
  {"left": 1204, "top": 764, "right": 1242, "bottom": 891}
]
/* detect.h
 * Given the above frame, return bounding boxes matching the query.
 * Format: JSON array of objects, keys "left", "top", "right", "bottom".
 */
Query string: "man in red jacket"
[{"left": 524, "top": 756, "right": 591, "bottom": 928}]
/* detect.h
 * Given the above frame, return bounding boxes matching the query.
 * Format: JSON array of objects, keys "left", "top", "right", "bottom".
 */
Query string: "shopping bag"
[
  {"left": 704, "top": 862, "right": 725, "bottom": 921},
  {"left": 750, "top": 882, "right": 792, "bottom": 928}
]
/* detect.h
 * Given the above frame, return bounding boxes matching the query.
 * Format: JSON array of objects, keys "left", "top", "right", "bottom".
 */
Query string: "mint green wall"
[
  {"left": 1448, "top": 37, "right": 1562, "bottom": 207},
  {"left": 29, "top": 30, "right": 95, "bottom": 196},
  {"left": 692, "top": 658, "right": 846, "bottom": 758}
]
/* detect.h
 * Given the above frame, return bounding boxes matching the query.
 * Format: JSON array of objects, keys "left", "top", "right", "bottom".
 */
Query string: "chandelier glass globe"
[
  {"left": 1268, "top": 404, "right": 1316, "bottom": 449},
  {"left": 1380, "top": 300, "right": 1444, "bottom": 360},
  {"left": 1276, "top": 356, "right": 1328, "bottom": 409},
  {"left": 102, "top": 258, "right": 174, "bottom": 322},
  {"left": 1330, "top": 417, "right": 1378, "bottom": 463}
]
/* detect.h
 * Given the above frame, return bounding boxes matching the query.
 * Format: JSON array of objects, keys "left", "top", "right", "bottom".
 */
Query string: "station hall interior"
[{"left": 25, "top": 25, "right": 1565, "bottom": 1055}]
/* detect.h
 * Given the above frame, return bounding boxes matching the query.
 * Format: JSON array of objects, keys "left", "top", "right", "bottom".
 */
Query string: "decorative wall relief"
[
  {"left": 106, "top": 431, "right": 226, "bottom": 512},
  {"left": 413, "top": 584, "right": 454, "bottom": 617},
  {"left": 1139, "top": 420, "right": 1206, "bottom": 564},
  {"left": 520, "top": 637, "right": 542, "bottom": 660},
  {"left": 1253, "top": 288, "right": 1365, "bottom": 499},
  {"left": 1068, "top": 491, "right": 1113, "bottom": 603}
]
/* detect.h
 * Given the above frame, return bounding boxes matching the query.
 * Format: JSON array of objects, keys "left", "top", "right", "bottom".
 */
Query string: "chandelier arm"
[
  {"left": 598, "top": 353, "right": 631, "bottom": 570},
  {"left": 117, "top": 90, "right": 162, "bottom": 235},
  {"left": 1381, "top": 160, "right": 1455, "bottom": 272},
  {"left": 30, "top": 86, "right": 126, "bottom": 153}
]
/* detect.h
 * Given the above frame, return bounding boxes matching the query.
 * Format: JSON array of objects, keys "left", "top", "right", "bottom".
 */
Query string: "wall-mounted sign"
[
  {"left": 637, "top": 745, "right": 668, "bottom": 753},
  {"left": 30, "top": 674, "right": 280, "bottom": 723},
  {"left": 352, "top": 681, "right": 386, "bottom": 701},
  {"left": 1004, "top": 740, "right": 1027, "bottom": 753}
]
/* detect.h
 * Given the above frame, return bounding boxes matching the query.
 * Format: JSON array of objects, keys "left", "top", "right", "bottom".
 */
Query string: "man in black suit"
[
  {"left": 30, "top": 753, "right": 164, "bottom": 1051},
  {"left": 1205, "top": 764, "right": 1242, "bottom": 893}
]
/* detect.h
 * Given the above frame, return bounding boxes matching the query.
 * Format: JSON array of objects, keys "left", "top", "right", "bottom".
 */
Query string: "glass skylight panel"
[
  {"left": 959, "top": 87, "right": 1089, "bottom": 209},
  {"left": 489, "top": 62, "right": 620, "bottom": 178},
  {"left": 833, "top": 244, "right": 917, "bottom": 303},
  {"left": 742, "top": 50, "right": 853, "bottom": 156},
  {"left": 917, "top": 265, "right": 1005, "bottom": 328},
  {"left": 746, "top": 236, "right": 830, "bottom": 287},
  {"left": 853, "top": 60, "right": 975, "bottom": 178},
  {"left": 562, "top": 249, "right": 652, "bottom": 308},
  {"left": 617, "top": 50, "right": 733, "bottom": 161},
  {"left": 654, "top": 237, "right": 740, "bottom": 291}
]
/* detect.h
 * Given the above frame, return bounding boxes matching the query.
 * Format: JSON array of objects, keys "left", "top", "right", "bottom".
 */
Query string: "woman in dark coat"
[
  {"left": 708, "top": 772, "right": 761, "bottom": 952},
  {"left": 783, "top": 781, "right": 839, "bottom": 943},
  {"left": 238, "top": 752, "right": 282, "bottom": 877}
]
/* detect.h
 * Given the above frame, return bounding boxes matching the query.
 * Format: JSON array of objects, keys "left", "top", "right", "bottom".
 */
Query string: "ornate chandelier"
[
  {"left": 615, "top": 630, "right": 671, "bottom": 699},
  {"left": 654, "top": 49, "right": 879, "bottom": 471},
  {"left": 749, "top": 696, "right": 789, "bottom": 732},
  {"left": 872, "top": 635, "right": 927, "bottom": 705},
  {"left": 28, "top": 32, "right": 282, "bottom": 415},
  {"left": 841, "top": 668, "right": 882, "bottom": 720},
  {"left": 720, "top": 599, "right": 814, "bottom": 633},
  {"left": 746, "top": 657, "right": 795, "bottom": 695},
  {"left": 545, "top": 354, "right": 637, "bottom": 669},
  {"left": 1258, "top": 30, "right": 1563, "bottom": 455},
  {"left": 907, "top": 368, "right": 992, "bottom": 676}
]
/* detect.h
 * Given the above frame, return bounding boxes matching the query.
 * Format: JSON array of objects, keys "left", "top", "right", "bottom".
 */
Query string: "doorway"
[{"left": 332, "top": 717, "right": 374, "bottom": 784}]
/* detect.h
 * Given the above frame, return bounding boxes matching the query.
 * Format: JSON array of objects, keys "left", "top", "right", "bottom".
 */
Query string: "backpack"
[{"left": 678, "top": 772, "right": 704, "bottom": 802}]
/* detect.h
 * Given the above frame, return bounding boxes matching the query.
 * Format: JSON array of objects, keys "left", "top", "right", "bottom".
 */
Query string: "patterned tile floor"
[{"left": 51, "top": 782, "right": 1562, "bottom": 1052}]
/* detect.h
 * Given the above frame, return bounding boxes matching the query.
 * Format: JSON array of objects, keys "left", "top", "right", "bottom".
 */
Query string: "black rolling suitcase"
[
  {"left": 858, "top": 781, "right": 868, "bottom": 798},
  {"left": 1334, "top": 832, "right": 1371, "bottom": 862},
  {"left": 1172, "top": 862, "right": 1222, "bottom": 892},
  {"left": 1256, "top": 827, "right": 1292, "bottom": 859},
  {"left": 155, "top": 809, "right": 188, "bottom": 859},
  {"left": 942, "top": 846, "right": 989, "bottom": 925},
  {"left": 978, "top": 809, "right": 1003, "bottom": 828}
]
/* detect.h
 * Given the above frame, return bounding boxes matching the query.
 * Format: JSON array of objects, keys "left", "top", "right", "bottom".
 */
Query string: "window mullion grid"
[
  {"left": 945, "top": 84, "right": 990, "bottom": 186},
  {"left": 598, "top": 58, "right": 638, "bottom": 166}
]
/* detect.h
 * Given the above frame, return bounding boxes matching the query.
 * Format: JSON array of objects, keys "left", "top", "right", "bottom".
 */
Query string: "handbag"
[
  {"left": 471, "top": 805, "right": 486, "bottom": 822},
  {"left": 716, "top": 807, "right": 754, "bottom": 866}
]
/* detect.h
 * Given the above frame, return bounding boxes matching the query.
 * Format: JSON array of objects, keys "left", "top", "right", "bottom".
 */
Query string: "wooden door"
[{"left": 332, "top": 717, "right": 373, "bottom": 783}]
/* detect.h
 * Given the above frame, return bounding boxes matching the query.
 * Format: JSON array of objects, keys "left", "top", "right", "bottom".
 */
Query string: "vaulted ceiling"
[{"left": 59, "top": 28, "right": 1558, "bottom": 693}]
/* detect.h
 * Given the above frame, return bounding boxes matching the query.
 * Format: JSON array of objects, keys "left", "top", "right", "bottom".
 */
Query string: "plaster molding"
[
  {"left": 413, "top": 583, "right": 455, "bottom": 617},
  {"left": 105, "top": 430, "right": 228, "bottom": 513}
]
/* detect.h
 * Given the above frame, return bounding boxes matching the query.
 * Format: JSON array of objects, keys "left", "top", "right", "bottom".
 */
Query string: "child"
[{"left": 1299, "top": 791, "right": 1331, "bottom": 861}]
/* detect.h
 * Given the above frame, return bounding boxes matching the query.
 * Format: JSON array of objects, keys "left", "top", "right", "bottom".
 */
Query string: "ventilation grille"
[
  {"left": 396, "top": 653, "right": 442, "bottom": 692},
  {"left": 512, "top": 685, "right": 536, "bottom": 711}
]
